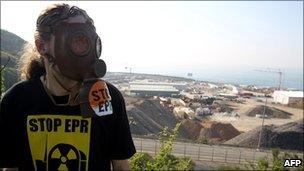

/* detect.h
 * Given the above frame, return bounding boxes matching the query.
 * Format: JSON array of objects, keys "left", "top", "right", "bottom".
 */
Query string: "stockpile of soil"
[
  {"left": 181, "top": 120, "right": 203, "bottom": 139},
  {"left": 199, "top": 121, "right": 241, "bottom": 143},
  {"left": 246, "top": 105, "right": 292, "bottom": 119},
  {"left": 224, "top": 120, "right": 304, "bottom": 151},
  {"left": 181, "top": 120, "right": 241, "bottom": 142},
  {"left": 126, "top": 97, "right": 191, "bottom": 139},
  {"left": 224, "top": 125, "right": 276, "bottom": 148}
]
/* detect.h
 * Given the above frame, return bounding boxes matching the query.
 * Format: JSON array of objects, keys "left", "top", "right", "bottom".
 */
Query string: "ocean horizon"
[{"left": 126, "top": 67, "right": 303, "bottom": 91}]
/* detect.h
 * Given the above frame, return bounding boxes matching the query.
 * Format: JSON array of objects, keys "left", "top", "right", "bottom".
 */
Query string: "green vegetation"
[
  {"left": 130, "top": 125, "right": 303, "bottom": 171},
  {"left": 129, "top": 152, "right": 153, "bottom": 171},
  {"left": 130, "top": 123, "right": 195, "bottom": 170},
  {"left": 1, "top": 29, "right": 26, "bottom": 91},
  {"left": 1, "top": 68, "right": 5, "bottom": 96},
  {"left": 257, "top": 157, "right": 269, "bottom": 171},
  {"left": 244, "top": 148, "right": 303, "bottom": 171},
  {"left": 1, "top": 29, "right": 25, "bottom": 55}
]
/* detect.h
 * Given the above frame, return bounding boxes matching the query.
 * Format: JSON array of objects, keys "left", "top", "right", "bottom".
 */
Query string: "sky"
[{"left": 1, "top": 1, "right": 303, "bottom": 76}]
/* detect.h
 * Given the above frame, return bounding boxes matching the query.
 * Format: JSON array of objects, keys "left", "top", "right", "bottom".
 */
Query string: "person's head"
[
  {"left": 34, "top": 3, "right": 94, "bottom": 60},
  {"left": 20, "top": 3, "right": 104, "bottom": 80}
]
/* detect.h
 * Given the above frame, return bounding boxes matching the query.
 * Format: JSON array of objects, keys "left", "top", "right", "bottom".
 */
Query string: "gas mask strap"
[
  {"left": 41, "top": 57, "right": 82, "bottom": 106},
  {"left": 41, "top": 76, "right": 81, "bottom": 106},
  {"left": 51, "top": 71, "right": 79, "bottom": 93},
  {"left": 50, "top": 71, "right": 82, "bottom": 106},
  {"left": 47, "top": 61, "right": 81, "bottom": 93},
  {"left": 40, "top": 76, "right": 70, "bottom": 106}
]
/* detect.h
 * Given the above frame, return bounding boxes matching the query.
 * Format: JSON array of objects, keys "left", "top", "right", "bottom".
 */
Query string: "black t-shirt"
[{"left": 0, "top": 77, "right": 136, "bottom": 171}]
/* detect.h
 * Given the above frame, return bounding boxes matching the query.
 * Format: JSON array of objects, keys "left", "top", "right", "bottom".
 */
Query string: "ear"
[{"left": 35, "top": 39, "right": 47, "bottom": 55}]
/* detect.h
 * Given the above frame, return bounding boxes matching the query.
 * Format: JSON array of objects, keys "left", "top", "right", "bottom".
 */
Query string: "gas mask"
[
  {"left": 42, "top": 19, "right": 111, "bottom": 118},
  {"left": 52, "top": 22, "right": 106, "bottom": 81}
]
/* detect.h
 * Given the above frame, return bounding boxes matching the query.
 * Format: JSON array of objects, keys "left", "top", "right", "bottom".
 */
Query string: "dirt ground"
[
  {"left": 125, "top": 95, "right": 303, "bottom": 134},
  {"left": 210, "top": 98, "right": 303, "bottom": 132}
]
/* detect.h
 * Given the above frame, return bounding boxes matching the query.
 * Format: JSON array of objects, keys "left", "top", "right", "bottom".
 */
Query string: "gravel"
[{"left": 224, "top": 121, "right": 304, "bottom": 151}]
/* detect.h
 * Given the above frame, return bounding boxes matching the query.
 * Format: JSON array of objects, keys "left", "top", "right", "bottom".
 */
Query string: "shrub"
[
  {"left": 257, "top": 157, "right": 269, "bottom": 171},
  {"left": 130, "top": 123, "right": 195, "bottom": 170},
  {"left": 129, "top": 152, "right": 153, "bottom": 171}
]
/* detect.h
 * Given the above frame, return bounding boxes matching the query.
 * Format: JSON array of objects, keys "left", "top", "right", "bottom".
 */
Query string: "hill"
[{"left": 1, "top": 29, "right": 26, "bottom": 91}]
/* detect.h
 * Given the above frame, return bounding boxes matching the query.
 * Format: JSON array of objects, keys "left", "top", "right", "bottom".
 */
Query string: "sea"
[
  {"left": 193, "top": 69, "right": 303, "bottom": 91},
  {"left": 133, "top": 67, "right": 303, "bottom": 91}
]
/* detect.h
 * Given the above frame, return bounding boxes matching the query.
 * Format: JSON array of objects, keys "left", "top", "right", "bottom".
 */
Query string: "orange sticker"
[{"left": 89, "top": 81, "right": 110, "bottom": 108}]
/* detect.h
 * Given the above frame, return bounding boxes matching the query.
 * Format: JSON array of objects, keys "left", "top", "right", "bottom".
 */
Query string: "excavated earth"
[
  {"left": 246, "top": 105, "right": 293, "bottom": 119},
  {"left": 224, "top": 120, "right": 304, "bottom": 151},
  {"left": 181, "top": 120, "right": 241, "bottom": 143},
  {"left": 125, "top": 95, "right": 241, "bottom": 142},
  {"left": 125, "top": 96, "right": 191, "bottom": 139},
  {"left": 124, "top": 95, "right": 303, "bottom": 151}
]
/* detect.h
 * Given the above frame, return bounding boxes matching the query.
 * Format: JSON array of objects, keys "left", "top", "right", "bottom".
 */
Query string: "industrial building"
[
  {"left": 273, "top": 90, "right": 303, "bottom": 105},
  {"left": 129, "top": 81, "right": 187, "bottom": 91},
  {"left": 129, "top": 84, "right": 180, "bottom": 97}
]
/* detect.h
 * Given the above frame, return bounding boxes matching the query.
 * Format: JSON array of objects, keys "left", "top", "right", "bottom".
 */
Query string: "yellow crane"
[{"left": 254, "top": 68, "right": 283, "bottom": 90}]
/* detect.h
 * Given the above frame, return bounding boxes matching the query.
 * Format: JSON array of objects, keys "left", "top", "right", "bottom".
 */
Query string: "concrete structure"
[
  {"left": 130, "top": 84, "right": 180, "bottom": 97},
  {"left": 130, "top": 80, "right": 187, "bottom": 91},
  {"left": 273, "top": 91, "right": 303, "bottom": 105}
]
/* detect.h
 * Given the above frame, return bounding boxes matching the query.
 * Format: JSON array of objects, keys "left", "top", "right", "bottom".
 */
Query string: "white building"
[
  {"left": 129, "top": 84, "right": 180, "bottom": 97},
  {"left": 273, "top": 91, "right": 303, "bottom": 105}
]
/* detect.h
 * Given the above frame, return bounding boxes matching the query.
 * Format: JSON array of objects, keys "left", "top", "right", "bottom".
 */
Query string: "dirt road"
[{"left": 210, "top": 98, "right": 303, "bottom": 132}]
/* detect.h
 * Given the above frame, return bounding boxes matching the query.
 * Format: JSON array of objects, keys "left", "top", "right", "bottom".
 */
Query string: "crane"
[{"left": 254, "top": 68, "right": 283, "bottom": 90}]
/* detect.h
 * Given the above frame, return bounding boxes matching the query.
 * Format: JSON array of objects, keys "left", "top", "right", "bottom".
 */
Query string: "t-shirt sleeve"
[
  {"left": 108, "top": 87, "right": 136, "bottom": 160},
  {"left": 0, "top": 89, "right": 19, "bottom": 168}
]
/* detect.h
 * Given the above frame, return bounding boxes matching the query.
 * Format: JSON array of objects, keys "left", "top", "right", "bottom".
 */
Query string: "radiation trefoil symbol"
[{"left": 35, "top": 143, "right": 87, "bottom": 171}]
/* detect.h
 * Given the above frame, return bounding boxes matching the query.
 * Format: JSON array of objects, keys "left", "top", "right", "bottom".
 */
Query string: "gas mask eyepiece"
[
  {"left": 66, "top": 30, "right": 106, "bottom": 79},
  {"left": 68, "top": 31, "right": 91, "bottom": 57}
]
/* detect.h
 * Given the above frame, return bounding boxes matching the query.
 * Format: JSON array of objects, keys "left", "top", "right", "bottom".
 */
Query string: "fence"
[{"left": 132, "top": 138, "right": 303, "bottom": 166}]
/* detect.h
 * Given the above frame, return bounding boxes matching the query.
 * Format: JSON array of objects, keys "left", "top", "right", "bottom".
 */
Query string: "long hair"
[
  {"left": 18, "top": 42, "right": 45, "bottom": 80},
  {"left": 18, "top": 3, "right": 94, "bottom": 80}
]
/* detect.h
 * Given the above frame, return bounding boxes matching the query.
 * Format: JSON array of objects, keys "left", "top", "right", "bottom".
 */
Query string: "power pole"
[
  {"left": 125, "top": 66, "right": 132, "bottom": 95},
  {"left": 125, "top": 67, "right": 132, "bottom": 83}
]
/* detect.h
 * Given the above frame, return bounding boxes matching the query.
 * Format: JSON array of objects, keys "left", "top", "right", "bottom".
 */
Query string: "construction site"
[{"left": 104, "top": 72, "right": 304, "bottom": 152}]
